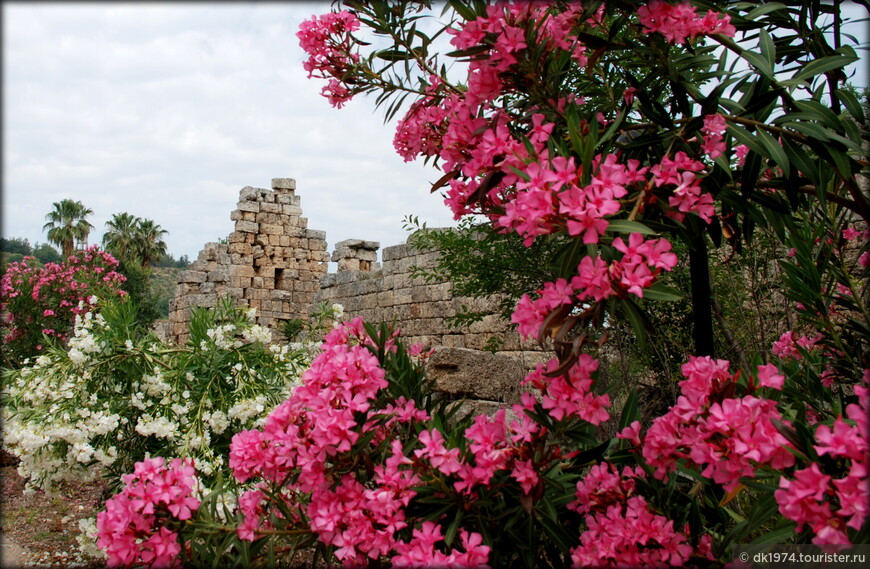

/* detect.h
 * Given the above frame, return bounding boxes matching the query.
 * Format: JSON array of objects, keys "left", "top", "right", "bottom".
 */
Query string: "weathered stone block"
[
  {"left": 228, "top": 242, "right": 251, "bottom": 255},
  {"left": 427, "top": 348, "right": 524, "bottom": 402},
  {"left": 235, "top": 220, "right": 258, "bottom": 234},
  {"left": 257, "top": 212, "right": 281, "bottom": 225},
  {"left": 238, "top": 201, "right": 260, "bottom": 213},
  {"left": 261, "top": 223, "right": 283, "bottom": 235},
  {"left": 179, "top": 271, "right": 207, "bottom": 284},
  {"left": 272, "top": 178, "right": 296, "bottom": 191},
  {"left": 239, "top": 186, "right": 258, "bottom": 201},
  {"left": 209, "top": 268, "right": 229, "bottom": 282}
]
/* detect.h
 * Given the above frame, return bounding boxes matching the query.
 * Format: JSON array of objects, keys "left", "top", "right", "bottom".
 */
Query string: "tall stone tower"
[{"left": 167, "top": 178, "right": 329, "bottom": 344}]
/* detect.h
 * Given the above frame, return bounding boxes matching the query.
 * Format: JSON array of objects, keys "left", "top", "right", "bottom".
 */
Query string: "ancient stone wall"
[
  {"left": 315, "top": 236, "right": 542, "bottom": 366},
  {"left": 167, "top": 178, "right": 329, "bottom": 344},
  {"left": 167, "top": 177, "right": 546, "bottom": 374}
]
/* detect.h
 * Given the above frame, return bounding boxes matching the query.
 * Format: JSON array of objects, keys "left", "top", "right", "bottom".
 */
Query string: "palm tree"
[
  {"left": 102, "top": 212, "right": 142, "bottom": 263},
  {"left": 43, "top": 199, "right": 94, "bottom": 258},
  {"left": 134, "top": 219, "right": 169, "bottom": 268}
]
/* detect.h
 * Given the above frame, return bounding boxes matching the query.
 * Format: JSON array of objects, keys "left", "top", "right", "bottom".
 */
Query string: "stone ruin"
[
  {"left": 167, "top": 178, "right": 329, "bottom": 345},
  {"left": 168, "top": 178, "right": 547, "bottom": 411}
]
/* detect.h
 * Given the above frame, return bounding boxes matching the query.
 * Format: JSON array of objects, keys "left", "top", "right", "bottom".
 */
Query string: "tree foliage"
[{"left": 43, "top": 199, "right": 94, "bottom": 258}]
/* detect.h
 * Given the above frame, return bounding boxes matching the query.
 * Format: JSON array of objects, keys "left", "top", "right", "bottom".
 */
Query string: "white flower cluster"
[
  {"left": 2, "top": 297, "right": 333, "bottom": 557},
  {"left": 204, "top": 410, "right": 229, "bottom": 434},
  {"left": 134, "top": 414, "right": 179, "bottom": 440},
  {"left": 67, "top": 311, "right": 107, "bottom": 365},
  {"left": 76, "top": 517, "right": 106, "bottom": 561},
  {"left": 332, "top": 303, "right": 345, "bottom": 323},
  {"left": 242, "top": 324, "right": 272, "bottom": 345},
  {"left": 227, "top": 396, "right": 270, "bottom": 426}
]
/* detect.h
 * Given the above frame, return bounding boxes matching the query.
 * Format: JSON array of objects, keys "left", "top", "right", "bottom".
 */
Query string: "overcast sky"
[
  {"left": 2, "top": 2, "right": 456, "bottom": 265},
  {"left": 3, "top": 3, "right": 867, "bottom": 265}
]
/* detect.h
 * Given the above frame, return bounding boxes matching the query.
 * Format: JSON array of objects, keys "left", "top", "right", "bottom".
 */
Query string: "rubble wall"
[
  {"left": 315, "top": 237, "right": 542, "bottom": 365},
  {"left": 168, "top": 177, "right": 545, "bottom": 375},
  {"left": 167, "top": 178, "right": 329, "bottom": 344}
]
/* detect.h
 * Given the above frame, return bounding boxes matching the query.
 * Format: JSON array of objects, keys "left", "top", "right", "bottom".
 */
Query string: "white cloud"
[{"left": 2, "top": 3, "right": 452, "bottom": 263}]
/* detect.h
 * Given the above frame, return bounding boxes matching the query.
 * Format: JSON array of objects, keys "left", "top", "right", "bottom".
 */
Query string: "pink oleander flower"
[
  {"left": 392, "top": 521, "right": 491, "bottom": 568},
  {"left": 97, "top": 457, "right": 199, "bottom": 568},
  {"left": 297, "top": 10, "right": 361, "bottom": 107},
  {"left": 813, "top": 416, "right": 866, "bottom": 462},
  {"left": 511, "top": 459, "right": 539, "bottom": 495},
  {"left": 617, "top": 420, "right": 642, "bottom": 447},
  {"left": 638, "top": 0, "right": 735, "bottom": 44},
  {"left": 571, "top": 494, "right": 695, "bottom": 568},
  {"left": 756, "top": 362, "right": 785, "bottom": 390},
  {"left": 643, "top": 357, "right": 796, "bottom": 490}
]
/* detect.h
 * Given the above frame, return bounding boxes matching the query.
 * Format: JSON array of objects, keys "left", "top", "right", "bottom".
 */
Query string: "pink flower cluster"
[
  {"left": 651, "top": 151, "right": 716, "bottom": 223},
  {"left": 229, "top": 320, "right": 486, "bottom": 565},
  {"left": 96, "top": 457, "right": 200, "bottom": 568},
  {"left": 392, "top": 521, "right": 490, "bottom": 568},
  {"left": 414, "top": 407, "right": 542, "bottom": 497},
  {"left": 701, "top": 114, "right": 727, "bottom": 159},
  {"left": 1, "top": 246, "right": 126, "bottom": 354},
  {"left": 568, "top": 463, "right": 711, "bottom": 568},
  {"left": 296, "top": 10, "right": 361, "bottom": 108},
  {"left": 511, "top": 233, "right": 678, "bottom": 338},
  {"left": 523, "top": 356, "right": 611, "bottom": 426},
  {"left": 637, "top": 0, "right": 736, "bottom": 44},
  {"left": 639, "top": 357, "right": 796, "bottom": 492},
  {"left": 772, "top": 330, "right": 823, "bottom": 360},
  {"left": 776, "top": 383, "right": 869, "bottom": 545}
]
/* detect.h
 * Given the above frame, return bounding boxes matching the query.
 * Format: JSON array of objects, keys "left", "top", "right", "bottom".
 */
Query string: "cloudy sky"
[
  {"left": 3, "top": 3, "right": 867, "bottom": 266},
  {"left": 3, "top": 2, "right": 455, "bottom": 264}
]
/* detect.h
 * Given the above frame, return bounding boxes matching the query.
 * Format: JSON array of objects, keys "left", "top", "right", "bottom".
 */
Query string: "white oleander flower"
[
  {"left": 135, "top": 415, "right": 179, "bottom": 440},
  {"left": 76, "top": 517, "right": 105, "bottom": 560},
  {"left": 207, "top": 410, "right": 229, "bottom": 434},
  {"left": 332, "top": 303, "right": 345, "bottom": 318}
]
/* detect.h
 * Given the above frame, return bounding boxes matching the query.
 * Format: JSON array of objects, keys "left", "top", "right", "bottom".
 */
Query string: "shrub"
[{"left": 0, "top": 246, "right": 127, "bottom": 366}]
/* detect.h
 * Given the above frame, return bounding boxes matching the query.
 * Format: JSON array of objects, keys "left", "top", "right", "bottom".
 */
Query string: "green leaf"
[
  {"left": 759, "top": 28, "right": 775, "bottom": 70},
  {"left": 606, "top": 219, "right": 656, "bottom": 235},
  {"left": 743, "top": 2, "right": 789, "bottom": 20},
  {"left": 781, "top": 137, "right": 819, "bottom": 185},
  {"left": 619, "top": 298, "right": 649, "bottom": 351},
  {"left": 643, "top": 282, "right": 683, "bottom": 302},
  {"left": 793, "top": 54, "right": 859, "bottom": 82},
  {"left": 742, "top": 50, "right": 774, "bottom": 79},
  {"left": 445, "top": 44, "right": 490, "bottom": 59},
  {"left": 537, "top": 513, "right": 575, "bottom": 554},
  {"left": 728, "top": 124, "right": 768, "bottom": 159},
  {"left": 618, "top": 389, "right": 640, "bottom": 431},
  {"left": 749, "top": 520, "right": 797, "bottom": 544},
  {"left": 782, "top": 120, "right": 831, "bottom": 142},
  {"left": 376, "top": 49, "right": 412, "bottom": 62},
  {"left": 793, "top": 100, "right": 842, "bottom": 130},
  {"left": 836, "top": 88, "right": 865, "bottom": 122},
  {"left": 755, "top": 128, "right": 789, "bottom": 172},
  {"left": 444, "top": 510, "right": 463, "bottom": 547}
]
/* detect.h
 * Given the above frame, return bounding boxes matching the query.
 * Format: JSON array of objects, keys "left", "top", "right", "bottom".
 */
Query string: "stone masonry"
[
  {"left": 167, "top": 178, "right": 329, "bottom": 344},
  {"left": 167, "top": 177, "right": 547, "bottom": 410},
  {"left": 316, "top": 235, "right": 542, "bottom": 366}
]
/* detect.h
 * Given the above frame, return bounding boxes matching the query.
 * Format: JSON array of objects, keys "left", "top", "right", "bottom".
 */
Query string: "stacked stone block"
[
  {"left": 167, "top": 178, "right": 329, "bottom": 345},
  {"left": 315, "top": 234, "right": 544, "bottom": 367}
]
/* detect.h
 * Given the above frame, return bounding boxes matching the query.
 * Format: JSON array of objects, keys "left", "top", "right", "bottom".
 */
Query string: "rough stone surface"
[
  {"left": 316, "top": 233, "right": 543, "bottom": 365},
  {"left": 167, "top": 178, "right": 329, "bottom": 345},
  {"left": 167, "top": 178, "right": 547, "bottom": 411},
  {"left": 426, "top": 347, "right": 525, "bottom": 402}
]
